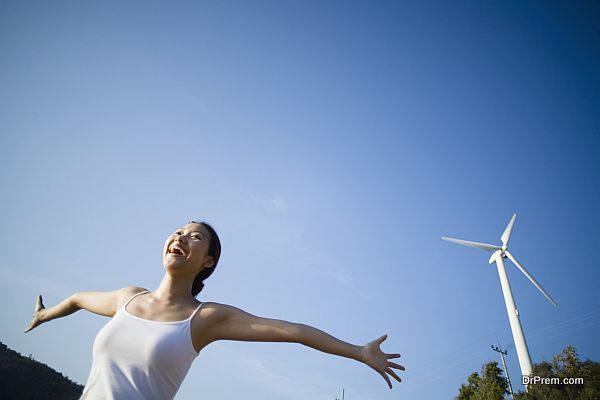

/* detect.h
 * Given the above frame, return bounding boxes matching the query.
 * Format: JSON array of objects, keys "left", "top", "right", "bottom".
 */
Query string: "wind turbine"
[{"left": 442, "top": 213, "right": 557, "bottom": 382}]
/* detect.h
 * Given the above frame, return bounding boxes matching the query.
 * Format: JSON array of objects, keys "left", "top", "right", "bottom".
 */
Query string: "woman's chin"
[{"left": 163, "top": 256, "right": 189, "bottom": 271}]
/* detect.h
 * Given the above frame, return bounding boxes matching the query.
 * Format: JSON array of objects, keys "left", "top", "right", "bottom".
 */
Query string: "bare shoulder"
[
  {"left": 72, "top": 286, "right": 148, "bottom": 317},
  {"left": 191, "top": 302, "right": 244, "bottom": 351},
  {"left": 115, "top": 286, "right": 147, "bottom": 309},
  {"left": 194, "top": 302, "right": 232, "bottom": 323},
  {"left": 118, "top": 286, "right": 147, "bottom": 297}
]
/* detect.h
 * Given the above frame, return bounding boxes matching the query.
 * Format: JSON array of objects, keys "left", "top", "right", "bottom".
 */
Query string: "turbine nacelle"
[
  {"left": 442, "top": 213, "right": 558, "bottom": 308},
  {"left": 489, "top": 249, "right": 508, "bottom": 264}
]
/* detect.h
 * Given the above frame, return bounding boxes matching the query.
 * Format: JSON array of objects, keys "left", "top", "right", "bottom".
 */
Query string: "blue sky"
[{"left": 1, "top": 1, "right": 599, "bottom": 399}]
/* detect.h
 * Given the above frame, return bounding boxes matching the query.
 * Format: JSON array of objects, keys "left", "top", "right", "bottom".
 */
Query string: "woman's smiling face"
[{"left": 163, "top": 222, "right": 214, "bottom": 275}]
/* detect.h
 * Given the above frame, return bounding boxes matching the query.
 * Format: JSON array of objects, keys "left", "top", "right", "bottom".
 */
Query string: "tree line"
[{"left": 457, "top": 345, "right": 600, "bottom": 400}]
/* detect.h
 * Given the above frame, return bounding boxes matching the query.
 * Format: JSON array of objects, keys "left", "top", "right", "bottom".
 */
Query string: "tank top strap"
[
  {"left": 188, "top": 301, "right": 206, "bottom": 321},
  {"left": 122, "top": 290, "right": 149, "bottom": 311}
]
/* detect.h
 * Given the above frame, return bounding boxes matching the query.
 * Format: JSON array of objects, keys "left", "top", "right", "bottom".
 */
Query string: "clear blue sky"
[{"left": 1, "top": 1, "right": 599, "bottom": 399}]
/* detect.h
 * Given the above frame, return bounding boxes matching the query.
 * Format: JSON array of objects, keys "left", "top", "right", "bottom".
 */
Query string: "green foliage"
[
  {"left": 457, "top": 345, "right": 600, "bottom": 400},
  {"left": 514, "top": 346, "right": 600, "bottom": 400},
  {"left": 456, "top": 361, "right": 508, "bottom": 400},
  {"left": 0, "top": 342, "right": 83, "bottom": 400},
  {"left": 457, "top": 372, "right": 480, "bottom": 400}
]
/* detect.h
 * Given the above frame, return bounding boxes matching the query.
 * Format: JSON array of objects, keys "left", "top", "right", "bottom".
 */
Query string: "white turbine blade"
[
  {"left": 505, "top": 250, "right": 558, "bottom": 307},
  {"left": 442, "top": 236, "right": 501, "bottom": 252},
  {"left": 501, "top": 213, "right": 517, "bottom": 247}
]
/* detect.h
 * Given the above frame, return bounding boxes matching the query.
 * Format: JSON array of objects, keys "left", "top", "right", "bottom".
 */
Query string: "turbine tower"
[{"left": 442, "top": 214, "right": 557, "bottom": 382}]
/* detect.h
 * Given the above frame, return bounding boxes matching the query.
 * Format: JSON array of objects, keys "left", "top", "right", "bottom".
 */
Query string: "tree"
[
  {"left": 514, "top": 345, "right": 600, "bottom": 400},
  {"left": 457, "top": 372, "right": 480, "bottom": 400},
  {"left": 456, "top": 345, "right": 600, "bottom": 400},
  {"left": 456, "top": 361, "right": 508, "bottom": 400}
]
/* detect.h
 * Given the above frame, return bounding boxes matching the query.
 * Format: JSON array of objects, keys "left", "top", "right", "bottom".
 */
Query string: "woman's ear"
[{"left": 203, "top": 257, "right": 215, "bottom": 269}]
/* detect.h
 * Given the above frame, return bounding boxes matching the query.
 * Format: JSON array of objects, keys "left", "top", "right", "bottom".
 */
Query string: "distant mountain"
[{"left": 0, "top": 341, "right": 83, "bottom": 400}]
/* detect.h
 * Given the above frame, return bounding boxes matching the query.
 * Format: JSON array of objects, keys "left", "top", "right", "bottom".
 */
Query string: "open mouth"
[{"left": 168, "top": 245, "right": 187, "bottom": 257}]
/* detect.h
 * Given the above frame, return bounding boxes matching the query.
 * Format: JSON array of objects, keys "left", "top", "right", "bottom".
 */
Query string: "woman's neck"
[{"left": 152, "top": 274, "right": 195, "bottom": 303}]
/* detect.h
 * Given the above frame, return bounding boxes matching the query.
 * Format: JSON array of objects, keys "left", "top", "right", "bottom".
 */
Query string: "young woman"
[{"left": 25, "top": 221, "right": 404, "bottom": 399}]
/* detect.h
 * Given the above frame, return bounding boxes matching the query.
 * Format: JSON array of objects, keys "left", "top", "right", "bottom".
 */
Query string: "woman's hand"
[
  {"left": 24, "top": 295, "right": 46, "bottom": 333},
  {"left": 360, "top": 334, "right": 405, "bottom": 389}
]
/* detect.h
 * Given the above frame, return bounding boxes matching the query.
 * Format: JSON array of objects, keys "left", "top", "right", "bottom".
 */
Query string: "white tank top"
[{"left": 80, "top": 291, "right": 205, "bottom": 400}]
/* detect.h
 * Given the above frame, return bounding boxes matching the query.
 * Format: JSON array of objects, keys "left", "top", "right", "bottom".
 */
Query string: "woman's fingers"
[
  {"left": 36, "top": 295, "right": 45, "bottom": 311},
  {"left": 379, "top": 370, "right": 392, "bottom": 389},
  {"left": 24, "top": 319, "right": 36, "bottom": 333},
  {"left": 25, "top": 295, "right": 44, "bottom": 333},
  {"left": 376, "top": 334, "right": 388, "bottom": 344},
  {"left": 389, "top": 361, "right": 405, "bottom": 371},
  {"left": 386, "top": 367, "right": 402, "bottom": 383},
  {"left": 364, "top": 334, "right": 404, "bottom": 389}
]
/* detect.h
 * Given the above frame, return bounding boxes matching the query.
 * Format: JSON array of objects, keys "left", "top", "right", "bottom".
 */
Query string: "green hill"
[{"left": 0, "top": 341, "right": 83, "bottom": 400}]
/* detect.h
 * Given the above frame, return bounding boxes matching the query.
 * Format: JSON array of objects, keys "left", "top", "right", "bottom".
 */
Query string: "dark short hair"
[{"left": 188, "top": 221, "right": 221, "bottom": 297}]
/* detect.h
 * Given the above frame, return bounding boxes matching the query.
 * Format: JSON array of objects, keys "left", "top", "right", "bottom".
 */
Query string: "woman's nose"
[{"left": 175, "top": 234, "right": 188, "bottom": 243}]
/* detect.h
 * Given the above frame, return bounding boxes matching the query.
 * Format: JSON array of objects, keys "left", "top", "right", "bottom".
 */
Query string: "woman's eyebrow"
[
  {"left": 178, "top": 227, "right": 205, "bottom": 237},
  {"left": 181, "top": 229, "right": 205, "bottom": 236}
]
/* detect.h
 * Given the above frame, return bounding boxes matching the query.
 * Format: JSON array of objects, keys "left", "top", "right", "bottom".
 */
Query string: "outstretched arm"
[
  {"left": 24, "top": 287, "right": 145, "bottom": 333},
  {"left": 296, "top": 326, "right": 404, "bottom": 389},
  {"left": 24, "top": 294, "right": 78, "bottom": 332},
  {"left": 201, "top": 304, "right": 405, "bottom": 388}
]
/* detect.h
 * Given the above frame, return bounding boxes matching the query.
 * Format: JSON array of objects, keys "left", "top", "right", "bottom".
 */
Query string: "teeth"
[{"left": 169, "top": 247, "right": 184, "bottom": 256}]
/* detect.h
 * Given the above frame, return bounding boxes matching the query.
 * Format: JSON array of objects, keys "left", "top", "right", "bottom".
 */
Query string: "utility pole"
[
  {"left": 334, "top": 388, "right": 345, "bottom": 400},
  {"left": 492, "top": 342, "right": 514, "bottom": 400}
]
